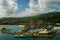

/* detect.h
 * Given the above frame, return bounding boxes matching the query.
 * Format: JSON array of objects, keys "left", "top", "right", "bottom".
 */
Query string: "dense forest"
[{"left": 0, "top": 12, "right": 60, "bottom": 24}]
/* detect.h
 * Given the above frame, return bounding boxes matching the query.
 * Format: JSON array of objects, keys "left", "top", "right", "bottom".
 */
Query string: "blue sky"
[
  {"left": 17, "top": 0, "right": 30, "bottom": 13},
  {"left": 15, "top": 0, "right": 60, "bottom": 17},
  {"left": 16, "top": 0, "right": 60, "bottom": 14}
]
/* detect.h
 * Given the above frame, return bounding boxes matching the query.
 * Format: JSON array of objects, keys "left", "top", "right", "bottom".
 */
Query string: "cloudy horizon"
[{"left": 0, "top": 0, "right": 60, "bottom": 18}]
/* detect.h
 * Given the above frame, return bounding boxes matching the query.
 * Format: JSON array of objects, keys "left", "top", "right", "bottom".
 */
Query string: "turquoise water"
[{"left": 0, "top": 25, "right": 60, "bottom": 40}]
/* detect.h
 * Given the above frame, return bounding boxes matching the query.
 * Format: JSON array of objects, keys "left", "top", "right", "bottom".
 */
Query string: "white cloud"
[
  {"left": 0, "top": 0, "right": 18, "bottom": 18},
  {"left": 18, "top": 0, "right": 60, "bottom": 17},
  {"left": 0, "top": 0, "right": 60, "bottom": 18}
]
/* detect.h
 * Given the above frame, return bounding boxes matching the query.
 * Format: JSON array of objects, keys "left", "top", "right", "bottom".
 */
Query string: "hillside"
[
  {"left": 34, "top": 12, "right": 60, "bottom": 22},
  {"left": 0, "top": 12, "right": 60, "bottom": 24}
]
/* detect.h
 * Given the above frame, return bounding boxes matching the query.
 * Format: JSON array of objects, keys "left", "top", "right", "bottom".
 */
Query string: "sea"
[{"left": 0, "top": 25, "right": 60, "bottom": 40}]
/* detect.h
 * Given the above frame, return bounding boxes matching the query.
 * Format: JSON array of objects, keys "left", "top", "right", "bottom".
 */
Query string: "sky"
[{"left": 0, "top": 0, "right": 60, "bottom": 18}]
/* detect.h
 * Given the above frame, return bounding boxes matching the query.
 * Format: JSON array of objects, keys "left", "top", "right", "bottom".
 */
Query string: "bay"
[{"left": 0, "top": 25, "right": 60, "bottom": 40}]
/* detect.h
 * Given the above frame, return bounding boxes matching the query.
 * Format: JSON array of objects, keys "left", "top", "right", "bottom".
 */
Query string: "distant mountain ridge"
[{"left": 0, "top": 12, "right": 60, "bottom": 24}]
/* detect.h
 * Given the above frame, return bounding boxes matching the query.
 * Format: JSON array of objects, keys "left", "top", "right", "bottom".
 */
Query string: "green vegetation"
[
  {"left": 1, "top": 28, "right": 7, "bottom": 33},
  {"left": 0, "top": 12, "right": 60, "bottom": 25},
  {"left": 1, "top": 12, "right": 58, "bottom": 38}
]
